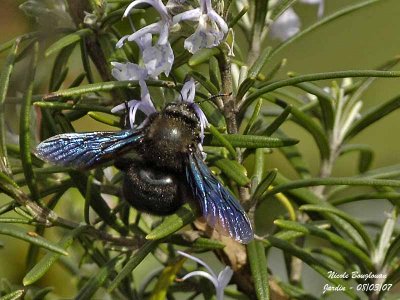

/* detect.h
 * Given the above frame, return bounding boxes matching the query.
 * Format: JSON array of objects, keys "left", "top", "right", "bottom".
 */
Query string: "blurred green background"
[{"left": 1, "top": 0, "right": 400, "bottom": 298}]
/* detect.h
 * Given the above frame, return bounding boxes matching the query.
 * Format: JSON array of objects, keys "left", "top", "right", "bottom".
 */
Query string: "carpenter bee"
[{"left": 35, "top": 102, "right": 254, "bottom": 243}]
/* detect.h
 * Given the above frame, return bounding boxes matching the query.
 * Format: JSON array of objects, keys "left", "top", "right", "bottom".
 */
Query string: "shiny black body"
[{"left": 35, "top": 103, "right": 254, "bottom": 243}]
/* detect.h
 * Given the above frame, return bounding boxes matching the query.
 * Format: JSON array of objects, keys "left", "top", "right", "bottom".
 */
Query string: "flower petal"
[
  {"left": 111, "top": 62, "right": 148, "bottom": 81},
  {"left": 143, "top": 42, "right": 174, "bottom": 77},
  {"left": 207, "top": 10, "right": 228, "bottom": 34},
  {"left": 184, "top": 15, "right": 225, "bottom": 53},
  {"left": 116, "top": 35, "right": 130, "bottom": 48},
  {"left": 180, "top": 79, "right": 196, "bottom": 103},
  {"left": 217, "top": 267, "right": 233, "bottom": 288},
  {"left": 179, "top": 271, "right": 219, "bottom": 289},
  {"left": 124, "top": 0, "right": 169, "bottom": 18},
  {"left": 127, "top": 22, "right": 162, "bottom": 42},
  {"left": 269, "top": 7, "right": 300, "bottom": 41},
  {"left": 172, "top": 8, "right": 201, "bottom": 24},
  {"left": 177, "top": 251, "right": 217, "bottom": 278}
]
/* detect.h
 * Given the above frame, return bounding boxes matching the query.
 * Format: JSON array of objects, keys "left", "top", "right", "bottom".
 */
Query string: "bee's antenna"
[{"left": 169, "top": 73, "right": 185, "bottom": 102}]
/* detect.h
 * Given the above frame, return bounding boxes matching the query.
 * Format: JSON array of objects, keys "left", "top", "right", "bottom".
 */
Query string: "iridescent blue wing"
[
  {"left": 35, "top": 129, "right": 144, "bottom": 170},
  {"left": 186, "top": 152, "right": 254, "bottom": 244}
]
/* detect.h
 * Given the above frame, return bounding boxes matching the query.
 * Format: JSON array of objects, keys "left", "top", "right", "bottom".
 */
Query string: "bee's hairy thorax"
[{"left": 140, "top": 103, "right": 201, "bottom": 172}]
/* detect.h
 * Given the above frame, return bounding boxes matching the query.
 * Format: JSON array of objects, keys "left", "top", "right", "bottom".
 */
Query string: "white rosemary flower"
[
  {"left": 173, "top": 0, "right": 228, "bottom": 53},
  {"left": 270, "top": 0, "right": 325, "bottom": 41},
  {"left": 117, "top": 0, "right": 174, "bottom": 77},
  {"left": 177, "top": 251, "right": 233, "bottom": 300}
]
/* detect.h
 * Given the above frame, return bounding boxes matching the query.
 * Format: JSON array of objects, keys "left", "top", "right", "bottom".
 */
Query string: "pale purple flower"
[
  {"left": 300, "top": 0, "right": 325, "bottom": 18},
  {"left": 142, "top": 41, "right": 174, "bottom": 77},
  {"left": 177, "top": 251, "right": 233, "bottom": 300},
  {"left": 179, "top": 79, "right": 209, "bottom": 142},
  {"left": 270, "top": 0, "right": 325, "bottom": 41},
  {"left": 111, "top": 62, "right": 149, "bottom": 81},
  {"left": 173, "top": 0, "right": 228, "bottom": 53},
  {"left": 269, "top": 7, "right": 300, "bottom": 41},
  {"left": 111, "top": 62, "right": 156, "bottom": 128},
  {"left": 111, "top": 80, "right": 157, "bottom": 128},
  {"left": 116, "top": 0, "right": 174, "bottom": 77}
]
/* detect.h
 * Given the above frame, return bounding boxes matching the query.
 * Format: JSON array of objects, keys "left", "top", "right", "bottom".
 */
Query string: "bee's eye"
[{"left": 139, "top": 169, "right": 173, "bottom": 185}]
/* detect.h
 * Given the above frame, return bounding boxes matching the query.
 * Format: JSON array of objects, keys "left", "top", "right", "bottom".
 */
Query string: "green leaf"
[
  {"left": 108, "top": 240, "right": 158, "bottom": 292},
  {"left": 299, "top": 204, "right": 374, "bottom": 251},
  {"left": 188, "top": 48, "right": 220, "bottom": 67},
  {"left": 263, "top": 105, "right": 292, "bottom": 137},
  {"left": 295, "top": 82, "right": 335, "bottom": 130},
  {"left": 80, "top": 38, "right": 95, "bottom": 84},
  {"left": 208, "top": 125, "right": 237, "bottom": 159},
  {"left": 200, "top": 100, "right": 226, "bottom": 128},
  {"left": 269, "top": 0, "right": 297, "bottom": 22},
  {"left": 373, "top": 207, "right": 397, "bottom": 269},
  {"left": 330, "top": 191, "right": 400, "bottom": 206},
  {"left": 209, "top": 56, "right": 221, "bottom": 90},
  {"left": 19, "top": 42, "right": 39, "bottom": 201},
  {"left": 340, "top": 144, "right": 374, "bottom": 173},
  {"left": 384, "top": 229, "right": 400, "bottom": 266},
  {"left": 191, "top": 71, "right": 219, "bottom": 95},
  {"left": 345, "top": 95, "right": 400, "bottom": 140},
  {"left": 241, "top": 69, "right": 400, "bottom": 114},
  {"left": 0, "top": 224, "right": 68, "bottom": 255},
  {"left": 213, "top": 158, "right": 250, "bottom": 186},
  {"left": 49, "top": 43, "right": 76, "bottom": 92},
  {"left": 289, "top": 105, "right": 330, "bottom": 160},
  {"left": 247, "top": 240, "right": 269, "bottom": 300},
  {"left": 87, "top": 112, "right": 119, "bottom": 127},
  {"left": 274, "top": 220, "right": 373, "bottom": 270},
  {"left": 237, "top": 47, "right": 272, "bottom": 100},
  {"left": 310, "top": 247, "right": 347, "bottom": 267},
  {"left": 250, "top": 148, "right": 265, "bottom": 194},
  {"left": 34, "top": 101, "right": 112, "bottom": 113},
  {"left": 279, "top": 142, "right": 311, "bottom": 179},
  {"left": 76, "top": 256, "right": 121, "bottom": 300},
  {"left": 204, "top": 133, "right": 298, "bottom": 148},
  {"left": 265, "top": 177, "right": 400, "bottom": 198},
  {"left": 0, "top": 32, "right": 39, "bottom": 54},
  {"left": 228, "top": 5, "right": 249, "bottom": 28},
  {"left": 0, "top": 290, "right": 25, "bottom": 300},
  {"left": 166, "top": 235, "right": 225, "bottom": 250},
  {"left": 150, "top": 258, "right": 186, "bottom": 300},
  {"left": 23, "top": 227, "right": 84, "bottom": 285},
  {"left": 31, "top": 287, "right": 53, "bottom": 300},
  {"left": 263, "top": 236, "right": 357, "bottom": 298},
  {"left": 45, "top": 28, "right": 92, "bottom": 57},
  {"left": 146, "top": 203, "right": 197, "bottom": 240},
  {"left": 43, "top": 80, "right": 174, "bottom": 100},
  {"left": 272, "top": 173, "right": 378, "bottom": 249},
  {"left": 253, "top": 0, "right": 269, "bottom": 34},
  {"left": 252, "top": 169, "right": 277, "bottom": 203},
  {"left": 277, "top": 280, "right": 319, "bottom": 300},
  {"left": 69, "top": 171, "right": 127, "bottom": 234},
  {"left": 0, "top": 39, "right": 20, "bottom": 176},
  {"left": 243, "top": 99, "right": 263, "bottom": 135},
  {"left": 343, "top": 56, "right": 400, "bottom": 118}
]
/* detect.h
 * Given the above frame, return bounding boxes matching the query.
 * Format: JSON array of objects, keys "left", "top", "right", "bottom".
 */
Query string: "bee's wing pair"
[
  {"left": 186, "top": 152, "right": 253, "bottom": 244},
  {"left": 35, "top": 130, "right": 144, "bottom": 170},
  {"left": 36, "top": 130, "right": 254, "bottom": 244}
]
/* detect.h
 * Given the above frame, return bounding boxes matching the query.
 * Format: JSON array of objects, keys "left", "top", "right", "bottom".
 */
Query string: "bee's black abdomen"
[{"left": 117, "top": 159, "right": 183, "bottom": 215}]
